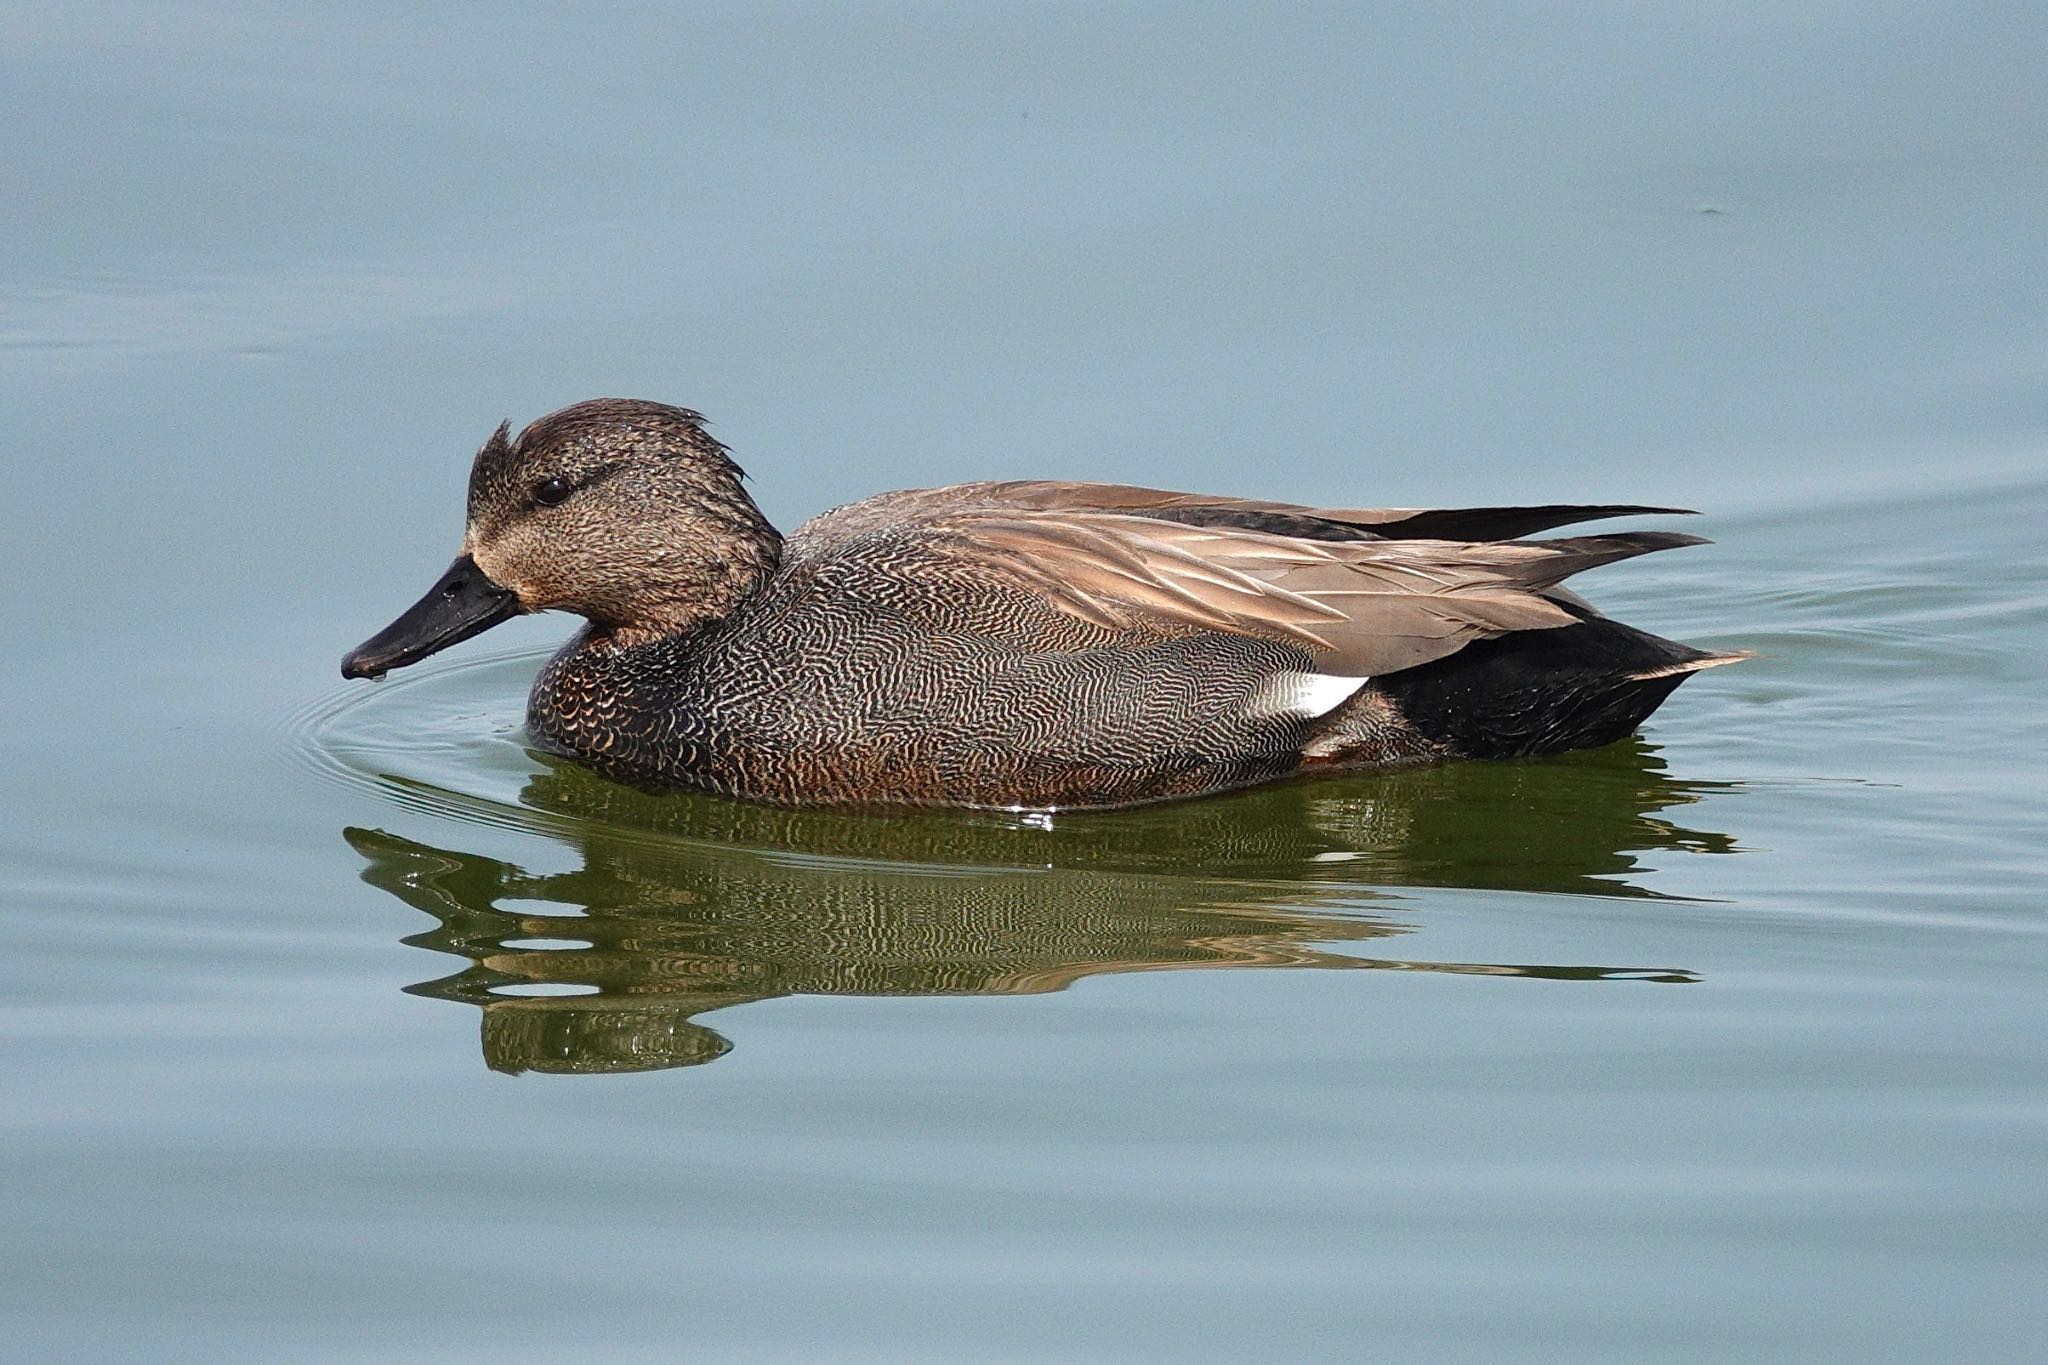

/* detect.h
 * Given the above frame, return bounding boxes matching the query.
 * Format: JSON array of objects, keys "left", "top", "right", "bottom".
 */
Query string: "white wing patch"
[{"left": 1248, "top": 671, "right": 1372, "bottom": 720}]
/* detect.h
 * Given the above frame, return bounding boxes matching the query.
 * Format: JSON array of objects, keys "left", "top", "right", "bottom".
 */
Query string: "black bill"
[{"left": 341, "top": 554, "right": 524, "bottom": 680}]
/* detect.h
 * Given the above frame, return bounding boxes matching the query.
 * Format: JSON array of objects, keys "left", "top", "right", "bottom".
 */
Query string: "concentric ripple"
[{"left": 287, "top": 647, "right": 568, "bottom": 841}]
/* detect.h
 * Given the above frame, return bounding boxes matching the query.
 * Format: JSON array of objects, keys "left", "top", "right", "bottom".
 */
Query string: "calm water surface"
[{"left": 5, "top": 5, "right": 2046, "bottom": 1361}]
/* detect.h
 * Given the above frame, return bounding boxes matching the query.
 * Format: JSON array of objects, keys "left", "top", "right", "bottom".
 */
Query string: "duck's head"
[{"left": 342, "top": 399, "right": 780, "bottom": 680}]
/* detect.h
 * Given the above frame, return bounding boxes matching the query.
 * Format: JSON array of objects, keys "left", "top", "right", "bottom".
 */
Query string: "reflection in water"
[{"left": 345, "top": 740, "right": 1732, "bottom": 1075}]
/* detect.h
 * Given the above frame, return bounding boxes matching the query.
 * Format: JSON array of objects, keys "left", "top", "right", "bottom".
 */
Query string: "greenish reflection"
[{"left": 346, "top": 740, "right": 1731, "bottom": 1075}]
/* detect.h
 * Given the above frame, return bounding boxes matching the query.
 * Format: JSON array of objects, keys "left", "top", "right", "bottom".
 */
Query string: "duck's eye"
[{"left": 533, "top": 476, "right": 574, "bottom": 507}]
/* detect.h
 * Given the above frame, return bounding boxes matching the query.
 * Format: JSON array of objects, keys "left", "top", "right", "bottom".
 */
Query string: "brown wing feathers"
[
  {"left": 932, "top": 509, "right": 1705, "bottom": 677},
  {"left": 954, "top": 516, "right": 1350, "bottom": 642}
]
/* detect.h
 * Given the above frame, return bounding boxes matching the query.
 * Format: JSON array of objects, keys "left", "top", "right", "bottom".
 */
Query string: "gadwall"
[{"left": 342, "top": 399, "right": 1743, "bottom": 809}]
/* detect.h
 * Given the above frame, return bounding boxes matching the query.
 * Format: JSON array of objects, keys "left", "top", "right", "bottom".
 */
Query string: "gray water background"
[{"left": 4, "top": 5, "right": 2046, "bottom": 1361}]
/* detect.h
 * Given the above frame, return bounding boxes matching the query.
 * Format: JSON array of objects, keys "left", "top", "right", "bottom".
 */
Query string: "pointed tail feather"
[{"left": 1627, "top": 649, "right": 1754, "bottom": 682}]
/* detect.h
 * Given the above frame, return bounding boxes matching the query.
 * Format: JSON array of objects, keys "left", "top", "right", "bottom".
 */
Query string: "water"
[{"left": 6, "top": 5, "right": 2047, "bottom": 1361}]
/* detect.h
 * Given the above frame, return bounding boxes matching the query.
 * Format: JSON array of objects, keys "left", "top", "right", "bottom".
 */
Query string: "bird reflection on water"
[{"left": 346, "top": 739, "right": 1735, "bottom": 1075}]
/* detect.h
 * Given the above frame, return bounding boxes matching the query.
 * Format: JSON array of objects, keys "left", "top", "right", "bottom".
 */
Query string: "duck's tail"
[{"left": 1372, "top": 612, "right": 1749, "bottom": 760}]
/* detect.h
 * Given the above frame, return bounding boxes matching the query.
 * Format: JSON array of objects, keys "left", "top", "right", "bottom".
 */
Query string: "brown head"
[{"left": 342, "top": 399, "right": 782, "bottom": 679}]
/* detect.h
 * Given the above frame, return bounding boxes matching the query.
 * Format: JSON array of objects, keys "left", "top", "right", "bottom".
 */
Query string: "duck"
[{"left": 341, "top": 398, "right": 1745, "bottom": 811}]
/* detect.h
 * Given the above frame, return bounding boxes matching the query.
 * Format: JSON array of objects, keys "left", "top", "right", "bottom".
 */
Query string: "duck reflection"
[{"left": 346, "top": 739, "right": 1733, "bottom": 1075}]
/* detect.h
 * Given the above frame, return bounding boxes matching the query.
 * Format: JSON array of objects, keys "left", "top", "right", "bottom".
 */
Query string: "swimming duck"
[{"left": 342, "top": 399, "right": 1744, "bottom": 810}]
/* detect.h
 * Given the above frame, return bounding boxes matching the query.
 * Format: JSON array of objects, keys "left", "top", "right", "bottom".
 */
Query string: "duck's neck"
[{"left": 595, "top": 520, "right": 784, "bottom": 648}]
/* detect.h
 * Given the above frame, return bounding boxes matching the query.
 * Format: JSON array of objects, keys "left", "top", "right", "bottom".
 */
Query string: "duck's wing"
[
  {"left": 906, "top": 508, "right": 1707, "bottom": 676},
  {"left": 909, "top": 481, "right": 1695, "bottom": 544}
]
